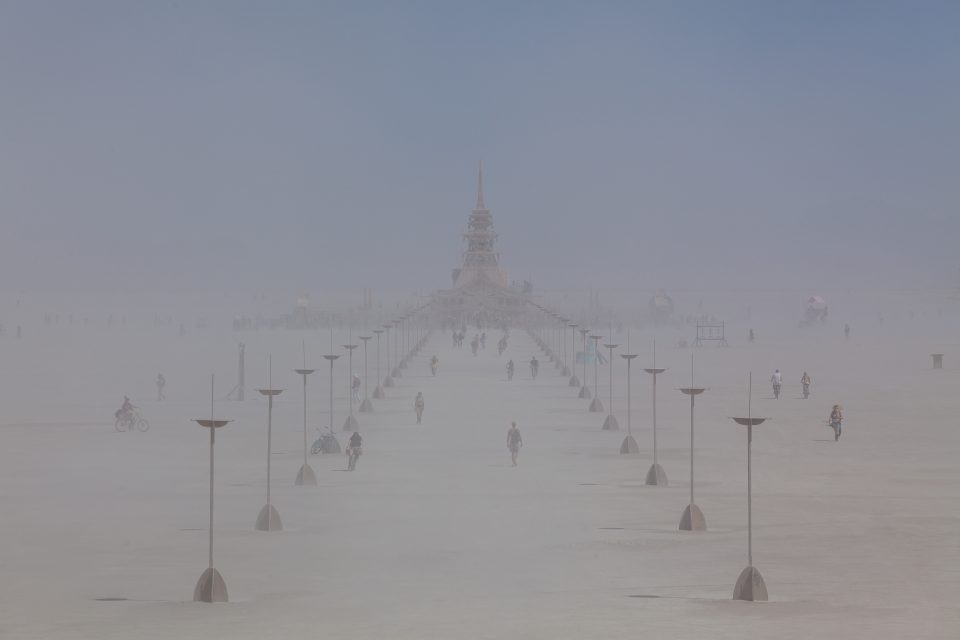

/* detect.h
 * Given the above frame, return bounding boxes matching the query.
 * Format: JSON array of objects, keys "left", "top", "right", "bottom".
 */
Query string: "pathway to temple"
[{"left": 0, "top": 326, "right": 957, "bottom": 638}]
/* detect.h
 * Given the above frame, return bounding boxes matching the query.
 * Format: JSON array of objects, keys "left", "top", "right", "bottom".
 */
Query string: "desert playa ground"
[{"left": 0, "top": 289, "right": 957, "bottom": 639}]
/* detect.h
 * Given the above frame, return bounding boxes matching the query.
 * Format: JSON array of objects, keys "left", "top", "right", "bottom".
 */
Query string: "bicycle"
[{"left": 115, "top": 409, "right": 150, "bottom": 432}]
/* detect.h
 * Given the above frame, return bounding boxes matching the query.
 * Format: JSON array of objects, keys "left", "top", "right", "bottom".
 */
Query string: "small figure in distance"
[
  {"left": 351, "top": 374, "right": 361, "bottom": 402},
  {"left": 771, "top": 369, "right": 782, "bottom": 399},
  {"left": 414, "top": 392, "right": 425, "bottom": 424},
  {"left": 156, "top": 373, "right": 166, "bottom": 401},
  {"left": 471, "top": 336, "right": 479, "bottom": 356},
  {"left": 431, "top": 355, "right": 439, "bottom": 377},
  {"left": 506, "top": 359, "right": 514, "bottom": 381},
  {"left": 507, "top": 421, "right": 523, "bottom": 467},
  {"left": 829, "top": 404, "right": 843, "bottom": 441},
  {"left": 801, "top": 371, "right": 811, "bottom": 399},
  {"left": 347, "top": 431, "right": 363, "bottom": 471},
  {"left": 748, "top": 329, "right": 755, "bottom": 343},
  {"left": 480, "top": 332, "right": 486, "bottom": 350},
  {"left": 530, "top": 355, "right": 539, "bottom": 379},
  {"left": 844, "top": 323, "right": 850, "bottom": 340}
]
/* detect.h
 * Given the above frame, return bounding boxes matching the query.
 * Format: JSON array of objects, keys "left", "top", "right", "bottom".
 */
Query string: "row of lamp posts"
[{"left": 528, "top": 303, "right": 768, "bottom": 601}]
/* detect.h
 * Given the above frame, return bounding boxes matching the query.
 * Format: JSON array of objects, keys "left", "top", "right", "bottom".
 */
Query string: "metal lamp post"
[
  {"left": 568, "top": 323, "right": 580, "bottom": 386},
  {"left": 678, "top": 355, "right": 706, "bottom": 530},
  {"left": 602, "top": 342, "right": 619, "bottom": 430},
  {"left": 391, "top": 319, "right": 402, "bottom": 378},
  {"left": 383, "top": 324, "right": 395, "bottom": 388},
  {"left": 578, "top": 328, "right": 592, "bottom": 398},
  {"left": 619, "top": 354, "right": 640, "bottom": 454},
  {"left": 323, "top": 354, "right": 342, "bottom": 451},
  {"left": 359, "top": 336, "right": 374, "bottom": 412},
  {"left": 643, "top": 342, "right": 668, "bottom": 486},
  {"left": 558, "top": 316, "right": 568, "bottom": 373},
  {"left": 293, "top": 349, "right": 317, "bottom": 486},
  {"left": 193, "top": 374, "right": 232, "bottom": 602},
  {"left": 255, "top": 358, "right": 283, "bottom": 531},
  {"left": 731, "top": 372, "right": 769, "bottom": 601},
  {"left": 372, "top": 329, "right": 385, "bottom": 398},
  {"left": 589, "top": 335, "right": 604, "bottom": 411},
  {"left": 399, "top": 316, "right": 408, "bottom": 370},
  {"left": 343, "top": 344, "right": 359, "bottom": 431}
]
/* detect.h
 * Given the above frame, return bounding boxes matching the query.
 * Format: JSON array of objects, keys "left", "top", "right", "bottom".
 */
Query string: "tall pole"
[
  {"left": 193, "top": 375, "right": 231, "bottom": 602},
  {"left": 373, "top": 329, "right": 385, "bottom": 398},
  {"left": 644, "top": 341, "right": 667, "bottom": 486},
  {"left": 731, "top": 372, "right": 768, "bottom": 601},
  {"left": 359, "top": 336, "right": 373, "bottom": 412},
  {"left": 620, "top": 353, "right": 638, "bottom": 453},
  {"left": 343, "top": 344, "right": 358, "bottom": 430},
  {"left": 256, "top": 358, "right": 283, "bottom": 531},
  {"left": 589, "top": 335, "right": 603, "bottom": 411},
  {"left": 383, "top": 324, "right": 394, "bottom": 387},
  {"left": 294, "top": 343, "right": 317, "bottom": 486},
  {"left": 678, "top": 353, "right": 706, "bottom": 531},
  {"left": 602, "top": 342, "right": 618, "bottom": 430},
  {"left": 569, "top": 323, "right": 580, "bottom": 387},
  {"left": 578, "top": 328, "right": 591, "bottom": 398}
]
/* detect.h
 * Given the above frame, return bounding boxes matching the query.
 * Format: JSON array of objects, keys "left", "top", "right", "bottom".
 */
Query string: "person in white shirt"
[{"left": 771, "top": 369, "right": 782, "bottom": 399}]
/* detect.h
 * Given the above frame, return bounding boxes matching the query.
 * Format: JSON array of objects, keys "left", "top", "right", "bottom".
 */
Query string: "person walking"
[
  {"left": 829, "top": 405, "right": 843, "bottom": 441},
  {"left": 156, "top": 373, "right": 166, "bottom": 401},
  {"left": 507, "top": 421, "right": 523, "bottom": 466},
  {"left": 506, "top": 359, "right": 514, "bottom": 381},
  {"left": 414, "top": 392, "right": 425, "bottom": 424},
  {"left": 801, "top": 371, "right": 811, "bottom": 399},
  {"left": 771, "top": 369, "right": 782, "bottom": 399},
  {"left": 530, "top": 356, "right": 539, "bottom": 379}
]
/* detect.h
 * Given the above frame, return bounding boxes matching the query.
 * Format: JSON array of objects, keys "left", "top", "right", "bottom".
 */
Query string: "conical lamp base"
[
  {"left": 384, "top": 377, "right": 395, "bottom": 388},
  {"left": 602, "top": 414, "right": 619, "bottom": 431},
  {"left": 645, "top": 463, "right": 668, "bottom": 486},
  {"left": 295, "top": 463, "right": 317, "bottom": 486},
  {"left": 620, "top": 435, "right": 640, "bottom": 454},
  {"left": 343, "top": 414, "right": 359, "bottom": 431},
  {"left": 372, "top": 386, "right": 385, "bottom": 399},
  {"left": 193, "top": 567, "right": 228, "bottom": 603},
  {"left": 589, "top": 397, "right": 604, "bottom": 412},
  {"left": 359, "top": 398, "right": 374, "bottom": 412},
  {"left": 678, "top": 503, "right": 706, "bottom": 531},
  {"left": 255, "top": 504, "right": 283, "bottom": 531},
  {"left": 561, "top": 365, "right": 569, "bottom": 375},
  {"left": 578, "top": 385, "right": 592, "bottom": 399},
  {"left": 569, "top": 375, "right": 580, "bottom": 387},
  {"left": 733, "top": 566, "right": 767, "bottom": 601},
  {"left": 391, "top": 367, "right": 401, "bottom": 378}
]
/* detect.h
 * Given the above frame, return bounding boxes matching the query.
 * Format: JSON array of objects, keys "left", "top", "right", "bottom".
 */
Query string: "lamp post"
[
  {"left": 678, "top": 355, "right": 706, "bottom": 530},
  {"left": 731, "top": 372, "right": 769, "bottom": 601},
  {"left": 342, "top": 344, "right": 359, "bottom": 431},
  {"left": 372, "top": 329, "right": 385, "bottom": 398},
  {"left": 323, "top": 354, "right": 342, "bottom": 451},
  {"left": 399, "top": 316, "right": 408, "bottom": 370},
  {"left": 359, "top": 336, "right": 374, "bottom": 412},
  {"left": 255, "top": 357, "right": 283, "bottom": 531},
  {"left": 557, "top": 316, "right": 567, "bottom": 373},
  {"left": 619, "top": 354, "right": 639, "bottom": 454},
  {"left": 293, "top": 345, "right": 317, "bottom": 486},
  {"left": 578, "top": 328, "right": 592, "bottom": 398},
  {"left": 383, "top": 324, "right": 395, "bottom": 388},
  {"left": 391, "top": 319, "right": 402, "bottom": 378},
  {"left": 589, "top": 335, "right": 604, "bottom": 412},
  {"left": 643, "top": 341, "right": 668, "bottom": 486},
  {"left": 193, "top": 374, "right": 232, "bottom": 602},
  {"left": 568, "top": 323, "right": 580, "bottom": 386},
  {"left": 602, "top": 342, "right": 619, "bottom": 430}
]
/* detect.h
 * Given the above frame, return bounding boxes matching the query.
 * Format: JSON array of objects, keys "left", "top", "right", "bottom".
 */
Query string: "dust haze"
[{"left": 1, "top": 2, "right": 958, "bottom": 639}]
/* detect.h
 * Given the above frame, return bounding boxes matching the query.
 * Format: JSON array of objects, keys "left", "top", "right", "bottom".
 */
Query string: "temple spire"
[{"left": 475, "top": 162, "right": 485, "bottom": 210}]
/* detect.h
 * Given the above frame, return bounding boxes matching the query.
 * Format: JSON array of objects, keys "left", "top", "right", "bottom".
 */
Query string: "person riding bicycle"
[{"left": 115, "top": 396, "right": 135, "bottom": 422}]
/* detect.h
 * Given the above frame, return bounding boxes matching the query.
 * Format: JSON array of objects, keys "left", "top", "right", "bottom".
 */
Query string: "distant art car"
[
  {"left": 649, "top": 290, "right": 674, "bottom": 324},
  {"left": 801, "top": 296, "right": 828, "bottom": 326}
]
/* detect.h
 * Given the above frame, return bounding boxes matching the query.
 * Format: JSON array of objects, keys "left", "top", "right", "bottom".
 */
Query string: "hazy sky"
[{"left": 2, "top": 1, "right": 958, "bottom": 293}]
